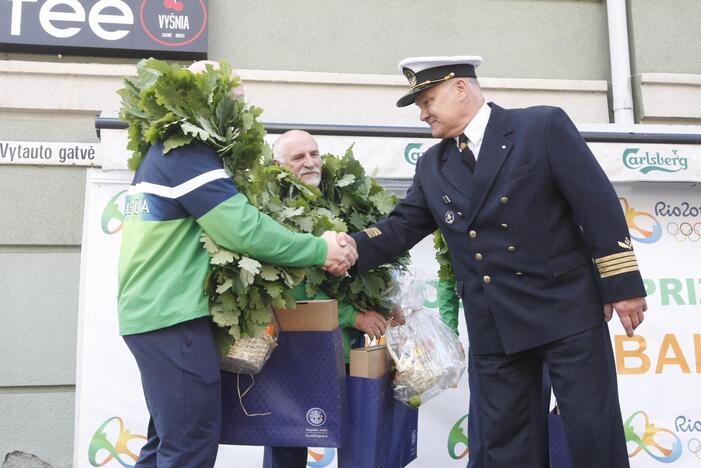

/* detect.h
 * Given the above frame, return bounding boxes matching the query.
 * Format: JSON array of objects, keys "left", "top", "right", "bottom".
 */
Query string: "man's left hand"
[
  {"left": 604, "top": 296, "right": 647, "bottom": 337},
  {"left": 389, "top": 307, "right": 405, "bottom": 326},
  {"left": 354, "top": 310, "right": 388, "bottom": 341}
]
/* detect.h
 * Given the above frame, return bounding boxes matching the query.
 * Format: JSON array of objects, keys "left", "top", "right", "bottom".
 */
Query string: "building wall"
[
  {"left": 0, "top": 1, "right": 699, "bottom": 466},
  {"left": 0, "top": 166, "right": 85, "bottom": 468},
  {"left": 208, "top": 0, "right": 611, "bottom": 80},
  {"left": 627, "top": 0, "right": 701, "bottom": 123}
]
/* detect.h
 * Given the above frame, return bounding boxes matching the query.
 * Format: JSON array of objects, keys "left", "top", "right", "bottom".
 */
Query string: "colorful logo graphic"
[
  {"left": 623, "top": 147, "right": 689, "bottom": 174},
  {"left": 447, "top": 413, "right": 470, "bottom": 460},
  {"left": 306, "top": 407, "right": 327, "bottom": 427},
  {"left": 624, "top": 411, "right": 683, "bottom": 463},
  {"left": 307, "top": 447, "right": 335, "bottom": 467},
  {"left": 88, "top": 417, "right": 146, "bottom": 467},
  {"left": 404, "top": 143, "right": 424, "bottom": 165},
  {"left": 101, "top": 190, "right": 127, "bottom": 235},
  {"left": 619, "top": 197, "right": 663, "bottom": 244}
]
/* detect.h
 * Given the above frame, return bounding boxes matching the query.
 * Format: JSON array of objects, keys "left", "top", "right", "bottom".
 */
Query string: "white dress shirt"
[{"left": 455, "top": 102, "right": 492, "bottom": 161}]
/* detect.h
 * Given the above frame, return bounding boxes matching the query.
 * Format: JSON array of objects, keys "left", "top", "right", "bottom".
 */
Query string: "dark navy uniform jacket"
[{"left": 353, "top": 103, "right": 646, "bottom": 355}]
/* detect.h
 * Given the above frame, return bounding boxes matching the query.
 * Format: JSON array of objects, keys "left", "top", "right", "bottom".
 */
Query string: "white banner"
[
  {"left": 588, "top": 143, "right": 701, "bottom": 183},
  {"left": 608, "top": 187, "right": 701, "bottom": 467},
  {"left": 279, "top": 137, "right": 701, "bottom": 182},
  {"left": 0, "top": 140, "right": 100, "bottom": 166},
  {"left": 73, "top": 167, "right": 472, "bottom": 468},
  {"left": 74, "top": 138, "right": 701, "bottom": 467},
  {"left": 88, "top": 128, "right": 701, "bottom": 183}
]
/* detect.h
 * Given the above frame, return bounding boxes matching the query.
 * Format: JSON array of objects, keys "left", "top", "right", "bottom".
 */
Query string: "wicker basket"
[{"left": 219, "top": 333, "right": 277, "bottom": 374}]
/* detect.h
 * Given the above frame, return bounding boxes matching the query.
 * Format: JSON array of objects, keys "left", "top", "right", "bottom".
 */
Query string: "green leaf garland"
[
  {"left": 119, "top": 59, "right": 408, "bottom": 356},
  {"left": 433, "top": 230, "right": 456, "bottom": 283}
]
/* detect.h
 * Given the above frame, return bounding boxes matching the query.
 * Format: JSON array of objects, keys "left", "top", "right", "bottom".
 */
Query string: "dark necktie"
[{"left": 458, "top": 134, "right": 476, "bottom": 171}]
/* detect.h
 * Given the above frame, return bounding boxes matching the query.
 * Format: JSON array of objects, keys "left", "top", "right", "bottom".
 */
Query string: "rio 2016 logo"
[
  {"left": 624, "top": 411, "right": 682, "bottom": 463},
  {"left": 88, "top": 416, "right": 146, "bottom": 467},
  {"left": 655, "top": 201, "right": 701, "bottom": 243},
  {"left": 447, "top": 413, "right": 470, "bottom": 460},
  {"left": 619, "top": 197, "right": 662, "bottom": 244},
  {"left": 102, "top": 190, "right": 127, "bottom": 235},
  {"left": 306, "top": 448, "right": 335, "bottom": 467},
  {"left": 404, "top": 143, "right": 424, "bottom": 165}
]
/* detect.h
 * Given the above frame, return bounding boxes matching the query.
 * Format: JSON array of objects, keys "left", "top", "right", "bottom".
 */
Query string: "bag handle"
[
  {"left": 236, "top": 374, "right": 272, "bottom": 417},
  {"left": 235, "top": 310, "right": 279, "bottom": 418}
]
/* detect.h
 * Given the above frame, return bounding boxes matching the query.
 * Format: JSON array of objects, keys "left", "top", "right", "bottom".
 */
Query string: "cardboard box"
[
  {"left": 350, "top": 345, "right": 391, "bottom": 379},
  {"left": 273, "top": 300, "right": 339, "bottom": 331}
]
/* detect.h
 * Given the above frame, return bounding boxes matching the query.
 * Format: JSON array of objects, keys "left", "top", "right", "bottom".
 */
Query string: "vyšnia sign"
[{"left": 0, "top": 0, "right": 208, "bottom": 58}]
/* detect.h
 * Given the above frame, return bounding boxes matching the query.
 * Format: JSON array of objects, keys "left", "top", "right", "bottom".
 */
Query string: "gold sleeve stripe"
[
  {"left": 595, "top": 251, "right": 636, "bottom": 265},
  {"left": 364, "top": 227, "right": 382, "bottom": 238},
  {"left": 597, "top": 259, "right": 638, "bottom": 274},
  {"left": 600, "top": 265, "right": 640, "bottom": 278},
  {"left": 597, "top": 257, "right": 638, "bottom": 269}
]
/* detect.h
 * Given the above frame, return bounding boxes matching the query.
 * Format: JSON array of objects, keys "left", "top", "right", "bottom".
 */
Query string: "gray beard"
[{"left": 302, "top": 174, "right": 321, "bottom": 187}]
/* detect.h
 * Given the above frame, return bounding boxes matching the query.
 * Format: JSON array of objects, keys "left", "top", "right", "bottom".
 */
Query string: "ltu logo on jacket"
[
  {"left": 623, "top": 147, "right": 689, "bottom": 174},
  {"left": 619, "top": 198, "right": 662, "bottom": 244},
  {"left": 88, "top": 416, "right": 146, "bottom": 467}
]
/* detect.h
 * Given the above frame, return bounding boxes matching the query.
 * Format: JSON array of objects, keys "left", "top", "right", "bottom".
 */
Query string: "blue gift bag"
[
  {"left": 388, "top": 399, "right": 418, "bottom": 466},
  {"left": 338, "top": 375, "right": 418, "bottom": 468},
  {"left": 220, "top": 328, "right": 348, "bottom": 447},
  {"left": 549, "top": 406, "right": 573, "bottom": 468}
]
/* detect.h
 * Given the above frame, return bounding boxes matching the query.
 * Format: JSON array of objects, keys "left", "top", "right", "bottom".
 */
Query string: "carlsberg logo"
[{"left": 623, "top": 148, "right": 689, "bottom": 174}]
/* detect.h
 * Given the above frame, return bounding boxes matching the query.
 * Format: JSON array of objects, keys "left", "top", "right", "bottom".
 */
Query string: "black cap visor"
[{"left": 396, "top": 63, "right": 476, "bottom": 107}]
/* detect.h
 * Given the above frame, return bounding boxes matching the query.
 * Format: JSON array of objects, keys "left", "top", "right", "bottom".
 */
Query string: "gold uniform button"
[
  {"left": 500, "top": 223, "right": 509, "bottom": 230},
  {"left": 468, "top": 230, "right": 477, "bottom": 238},
  {"left": 500, "top": 196, "right": 509, "bottom": 205},
  {"left": 475, "top": 253, "right": 483, "bottom": 261},
  {"left": 507, "top": 245, "right": 517, "bottom": 253},
  {"left": 483, "top": 275, "right": 492, "bottom": 284}
]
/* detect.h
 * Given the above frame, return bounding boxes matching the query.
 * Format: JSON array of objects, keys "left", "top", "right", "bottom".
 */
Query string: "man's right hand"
[
  {"left": 354, "top": 310, "right": 388, "bottom": 341},
  {"left": 321, "top": 231, "right": 357, "bottom": 275},
  {"left": 604, "top": 296, "right": 647, "bottom": 337}
]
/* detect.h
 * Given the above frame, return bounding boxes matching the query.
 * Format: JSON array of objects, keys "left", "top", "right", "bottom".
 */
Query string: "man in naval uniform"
[{"left": 349, "top": 56, "right": 647, "bottom": 467}]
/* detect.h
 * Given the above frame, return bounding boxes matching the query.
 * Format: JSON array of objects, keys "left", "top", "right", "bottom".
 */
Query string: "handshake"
[{"left": 321, "top": 231, "right": 358, "bottom": 276}]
